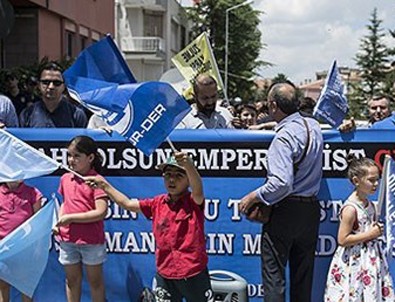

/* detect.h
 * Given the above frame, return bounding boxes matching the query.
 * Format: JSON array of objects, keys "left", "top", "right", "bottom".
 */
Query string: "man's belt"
[{"left": 286, "top": 195, "right": 317, "bottom": 203}]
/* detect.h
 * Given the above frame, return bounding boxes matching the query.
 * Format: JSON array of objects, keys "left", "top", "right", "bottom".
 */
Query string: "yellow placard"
[{"left": 171, "top": 32, "right": 224, "bottom": 100}]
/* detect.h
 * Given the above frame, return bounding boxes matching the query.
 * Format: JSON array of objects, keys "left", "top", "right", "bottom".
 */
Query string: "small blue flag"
[
  {"left": 313, "top": 60, "right": 349, "bottom": 128},
  {"left": 385, "top": 157, "right": 395, "bottom": 271},
  {"left": 0, "top": 199, "right": 57, "bottom": 297},
  {"left": 0, "top": 129, "right": 61, "bottom": 182},
  {"left": 64, "top": 35, "right": 191, "bottom": 156}
]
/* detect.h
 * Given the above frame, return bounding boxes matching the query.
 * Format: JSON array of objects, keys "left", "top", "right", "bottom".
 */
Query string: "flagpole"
[
  {"left": 60, "top": 165, "right": 85, "bottom": 180},
  {"left": 166, "top": 137, "right": 178, "bottom": 153},
  {"left": 376, "top": 154, "right": 391, "bottom": 221}
]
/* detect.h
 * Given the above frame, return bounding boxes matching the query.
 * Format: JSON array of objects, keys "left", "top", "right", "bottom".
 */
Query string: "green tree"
[
  {"left": 272, "top": 73, "right": 289, "bottom": 84},
  {"left": 383, "top": 29, "right": 395, "bottom": 98},
  {"left": 351, "top": 8, "right": 391, "bottom": 118},
  {"left": 186, "top": 0, "right": 268, "bottom": 102}
]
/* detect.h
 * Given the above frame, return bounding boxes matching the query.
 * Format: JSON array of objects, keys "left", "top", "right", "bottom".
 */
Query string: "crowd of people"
[
  {"left": 1, "top": 62, "right": 394, "bottom": 131},
  {"left": 0, "top": 63, "right": 394, "bottom": 302}
]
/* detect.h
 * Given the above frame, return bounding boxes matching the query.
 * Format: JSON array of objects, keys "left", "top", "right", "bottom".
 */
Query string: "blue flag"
[
  {"left": 0, "top": 129, "right": 61, "bottom": 182},
  {"left": 0, "top": 199, "right": 57, "bottom": 298},
  {"left": 313, "top": 60, "right": 349, "bottom": 128},
  {"left": 385, "top": 157, "right": 395, "bottom": 272},
  {"left": 64, "top": 35, "right": 191, "bottom": 156},
  {"left": 64, "top": 35, "right": 136, "bottom": 112}
]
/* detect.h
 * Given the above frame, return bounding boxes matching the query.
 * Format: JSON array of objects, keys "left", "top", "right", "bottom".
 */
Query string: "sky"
[{"left": 180, "top": 0, "right": 395, "bottom": 85}]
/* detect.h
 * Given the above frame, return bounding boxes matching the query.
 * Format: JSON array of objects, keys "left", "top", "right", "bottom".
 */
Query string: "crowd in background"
[{"left": 0, "top": 62, "right": 394, "bottom": 131}]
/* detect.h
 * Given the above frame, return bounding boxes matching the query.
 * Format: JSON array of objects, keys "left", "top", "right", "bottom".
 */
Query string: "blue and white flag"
[
  {"left": 385, "top": 157, "right": 395, "bottom": 267},
  {"left": 63, "top": 35, "right": 136, "bottom": 112},
  {"left": 0, "top": 129, "right": 61, "bottom": 182},
  {"left": 0, "top": 199, "right": 57, "bottom": 297},
  {"left": 64, "top": 35, "right": 191, "bottom": 156},
  {"left": 313, "top": 60, "right": 349, "bottom": 128}
]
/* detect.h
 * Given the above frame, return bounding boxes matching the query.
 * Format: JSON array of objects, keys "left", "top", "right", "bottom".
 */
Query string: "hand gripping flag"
[
  {"left": 0, "top": 129, "right": 61, "bottom": 182},
  {"left": 64, "top": 35, "right": 191, "bottom": 156},
  {"left": 171, "top": 32, "right": 224, "bottom": 100},
  {"left": 313, "top": 60, "right": 349, "bottom": 128},
  {"left": 0, "top": 198, "right": 57, "bottom": 297}
]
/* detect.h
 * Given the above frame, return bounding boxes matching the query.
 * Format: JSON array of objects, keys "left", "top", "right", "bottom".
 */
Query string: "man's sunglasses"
[{"left": 39, "top": 79, "right": 64, "bottom": 87}]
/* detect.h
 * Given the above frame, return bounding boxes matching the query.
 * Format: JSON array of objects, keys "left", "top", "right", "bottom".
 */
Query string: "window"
[
  {"left": 170, "top": 20, "right": 178, "bottom": 51},
  {"left": 143, "top": 12, "right": 163, "bottom": 37},
  {"left": 180, "top": 26, "right": 186, "bottom": 49},
  {"left": 66, "top": 31, "right": 75, "bottom": 58},
  {"left": 81, "top": 36, "right": 87, "bottom": 50}
]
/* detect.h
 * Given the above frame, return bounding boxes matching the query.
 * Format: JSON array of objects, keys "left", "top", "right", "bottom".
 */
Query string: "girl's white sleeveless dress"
[{"left": 324, "top": 198, "right": 394, "bottom": 301}]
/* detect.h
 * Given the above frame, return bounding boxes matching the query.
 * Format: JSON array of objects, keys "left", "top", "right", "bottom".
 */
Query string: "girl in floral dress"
[{"left": 324, "top": 156, "right": 394, "bottom": 301}]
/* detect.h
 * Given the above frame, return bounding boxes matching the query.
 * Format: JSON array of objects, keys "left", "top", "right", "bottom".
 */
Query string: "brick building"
[{"left": 1, "top": 0, "right": 115, "bottom": 68}]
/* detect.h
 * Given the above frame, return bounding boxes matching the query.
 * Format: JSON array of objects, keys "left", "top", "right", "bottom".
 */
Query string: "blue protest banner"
[
  {"left": 313, "top": 60, "right": 349, "bottom": 128},
  {"left": 0, "top": 200, "right": 56, "bottom": 298},
  {"left": 7, "top": 128, "right": 395, "bottom": 302}
]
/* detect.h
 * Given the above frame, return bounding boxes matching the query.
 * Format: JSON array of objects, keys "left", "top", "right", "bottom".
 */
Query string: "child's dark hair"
[
  {"left": 68, "top": 136, "right": 103, "bottom": 172},
  {"left": 346, "top": 154, "right": 378, "bottom": 183}
]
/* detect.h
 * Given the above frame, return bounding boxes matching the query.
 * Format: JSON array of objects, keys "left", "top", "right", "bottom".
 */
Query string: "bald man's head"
[{"left": 267, "top": 82, "right": 299, "bottom": 115}]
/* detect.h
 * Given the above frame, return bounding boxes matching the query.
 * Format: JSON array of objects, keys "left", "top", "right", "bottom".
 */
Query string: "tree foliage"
[
  {"left": 384, "top": 29, "right": 395, "bottom": 99},
  {"left": 186, "top": 0, "right": 268, "bottom": 102},
  {"left": 351, "top": 8, "right": 391, "bottom": 118}
]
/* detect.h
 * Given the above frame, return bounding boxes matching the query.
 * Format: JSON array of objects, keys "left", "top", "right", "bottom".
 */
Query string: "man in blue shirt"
[
  {"left": 370, "top": 112, "right": 395, "bottom": 129},
  {"left": 19, "top": 62, "right": 87, "bottom": 128},
  {"left": 239, "top": 81, "right": 323, "bottom": 302},
  {"left": 0, "top": 94, "right": 19, "bottom": 127}
]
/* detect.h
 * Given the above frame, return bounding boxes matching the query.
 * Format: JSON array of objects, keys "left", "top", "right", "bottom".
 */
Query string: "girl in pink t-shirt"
[
  {"left": 0, "top": 180, "right": 43, "bottom": 302},
  {"left": 55, "top": 136, "right": 108, "bottom": 302}
]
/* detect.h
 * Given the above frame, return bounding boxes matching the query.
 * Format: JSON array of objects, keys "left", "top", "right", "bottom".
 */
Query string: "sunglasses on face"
[{"left": 39, "top": 79, "right": 64, "bottom": 87}]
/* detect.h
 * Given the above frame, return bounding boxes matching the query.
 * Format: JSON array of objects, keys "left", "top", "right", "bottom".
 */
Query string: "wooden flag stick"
[
  {"left": 61, "top": 165, "right": 85, "bottom": 180},
  {"left": 166, "top": 137, "right": 178, "bottom": 153}
]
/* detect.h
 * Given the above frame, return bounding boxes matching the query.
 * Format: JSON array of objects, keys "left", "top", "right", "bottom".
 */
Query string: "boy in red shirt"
[{"left": 85, "top": 151, "right": 213, "bottom": 302}]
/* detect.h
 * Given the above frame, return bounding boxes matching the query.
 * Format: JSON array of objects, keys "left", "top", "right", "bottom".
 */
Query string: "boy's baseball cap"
[{"left": 155, "top": 156, "right": 186, "bottom": 172}]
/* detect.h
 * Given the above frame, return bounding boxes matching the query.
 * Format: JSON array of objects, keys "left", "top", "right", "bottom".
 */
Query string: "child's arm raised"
[
  {"left": 84, "top": 176, "right": 141, "bottom": 213},
  {"left": 175, "top": 151, "right": 204, "bottom": 205},
  {"left": 337, "top": 206, "right": 383, "bottom": 247}
]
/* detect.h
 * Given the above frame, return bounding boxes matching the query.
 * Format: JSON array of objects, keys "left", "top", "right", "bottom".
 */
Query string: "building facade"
[
  {"left": 1, "top": 0, "right": 114, "bottom": 68},
  {"left": 300, "top": 67, "right": 361, "bottom": 101},
  {"left": 115, "top": 0, "right": 190, "bottom": 81}
]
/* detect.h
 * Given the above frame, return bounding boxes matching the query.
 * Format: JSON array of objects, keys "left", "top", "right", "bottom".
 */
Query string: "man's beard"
[{"left": 197, "top": 103, "right": 215, "bottom": 116}]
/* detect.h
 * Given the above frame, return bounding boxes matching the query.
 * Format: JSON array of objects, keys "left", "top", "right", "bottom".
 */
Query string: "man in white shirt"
[{"left": 176, "top": 74, "right": 234, "bottom": 129}]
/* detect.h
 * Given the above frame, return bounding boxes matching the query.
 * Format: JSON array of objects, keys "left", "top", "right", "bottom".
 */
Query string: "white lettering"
[
  {"left": 228, "top": 199, "right": 242, "bottom": 221},
  {"left": 205, "top": 199, "right": 220, "bottom": 221},
  {"left": 206, "top": 233, "right": 235, "bottom": 254},
  {"left": 243, "top": 234, "right": 261, "bottom": 255}
]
